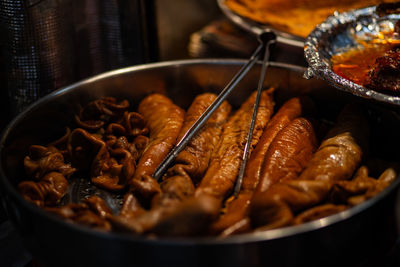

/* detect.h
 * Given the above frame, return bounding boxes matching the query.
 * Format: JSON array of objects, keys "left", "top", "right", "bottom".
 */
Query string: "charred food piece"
[{"left": 365, "top": 46, "right": 400, "bottom": 94}]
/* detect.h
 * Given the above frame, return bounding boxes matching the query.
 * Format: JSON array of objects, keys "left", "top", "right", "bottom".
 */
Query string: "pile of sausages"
[{"left": 17, "top": 91, "right": 397, "bottom": 236}]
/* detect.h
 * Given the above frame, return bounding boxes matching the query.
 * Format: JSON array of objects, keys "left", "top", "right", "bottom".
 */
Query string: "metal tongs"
[{"left": 153, "top": 31, "right": 277, "bottom": 196}]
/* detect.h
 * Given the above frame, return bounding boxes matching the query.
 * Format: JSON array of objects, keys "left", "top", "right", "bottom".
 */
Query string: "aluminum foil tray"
[{"left": 304, "top": 5, "right": 400, "bottom": 106}]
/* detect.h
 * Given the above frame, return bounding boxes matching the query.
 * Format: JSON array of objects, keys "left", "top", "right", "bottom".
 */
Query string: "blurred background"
[{"left": 0, "top": 0, "right": 259, "bottom": 132}]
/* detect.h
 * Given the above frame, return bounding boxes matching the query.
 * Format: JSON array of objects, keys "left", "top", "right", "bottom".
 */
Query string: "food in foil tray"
[{"left": 332, "top": 19, "right": 400, "bottom": 95}]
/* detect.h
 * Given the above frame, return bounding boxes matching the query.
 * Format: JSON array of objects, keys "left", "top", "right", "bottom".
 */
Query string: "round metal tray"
[{"left": 1, "top": 59, "right": 399, "bottom": 267}]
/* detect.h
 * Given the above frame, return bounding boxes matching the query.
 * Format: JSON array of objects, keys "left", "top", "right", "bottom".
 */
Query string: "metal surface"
[
  {"left": 0, "top": 59, "right": 400, "bottom": 267},
  {"left": 304, "top": 5, "right": 400, "bottom": 107},
  {"left": 217, "top": 0, "right": 304, "bottom": 48}
]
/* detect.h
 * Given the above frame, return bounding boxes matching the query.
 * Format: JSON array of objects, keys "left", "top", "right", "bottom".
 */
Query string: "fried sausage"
[
  {"left": 152, "top": 89, "right": 274, "bottom": 236},
  {"left": 212, "top": 115, "right": 317, "bottom": 235},
  {"left": 128, "top": 94, "right": 185, "bottom": 202},
  {"left": 209, "top": 97, "right": 311, "bottom": 235},
  {"left": 113, "top": 94, "right": 231, "bottom": 234},
  {"left": 250, "top": 104, "right": 369, "bottom": 230},
  {"left": 165, "top": 93, "right": 232, "bottom": 187},
  {"left": 242, "top": 97, "right": 313, "bottom": 192},
  {"left": 195, "top": 89, "right": 274, "bottom": 200}
]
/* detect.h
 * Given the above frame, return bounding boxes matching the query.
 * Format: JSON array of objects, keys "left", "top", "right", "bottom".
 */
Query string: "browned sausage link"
[
  {"left": 299, "top": 104, "right": 369, "bottom": 182},
  {"left": 112, "top": 94, "right": 231, "bottom": 234},
  {"left": 242, "top": 96, "right": 313, "bottom": 192},
  {"left": 154, "top": 93, "right": 231, "bottom": 207},
  {"left": 212, "top": 116, "right": 317, "bottom": 235},
  {"left": 250, "top": 105, "right": 369, "bottom": 230},
  {"left": 208, "top": 97, "right": 313, "bottom": 235},
  {"left": 165, "top": 93, "right": 232, "bottom": 189},
  {"left": 195, "top": 89, "right": 274, "bottom": 200},
  {"left": 151, "top": 90, "right": 274, "bottom": 236},
  {"left": 128, "top": 94, "right": 185, "bottom": 202}
]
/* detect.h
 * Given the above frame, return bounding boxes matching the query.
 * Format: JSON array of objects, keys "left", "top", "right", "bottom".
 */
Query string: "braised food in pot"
[{"left": 17, "top": 90, "right": 397, "bottom": 236}]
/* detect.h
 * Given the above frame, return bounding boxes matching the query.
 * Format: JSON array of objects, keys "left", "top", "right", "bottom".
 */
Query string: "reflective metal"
[
  {"left": 0, "top": 59, "right": 399, "bottom": 267},
  {"left": 304, "top": 6, "right": 400, "bottom": 107}
]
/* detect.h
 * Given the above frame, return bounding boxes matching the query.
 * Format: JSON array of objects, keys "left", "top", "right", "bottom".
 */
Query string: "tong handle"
[
  {"left": 153, "top": 37, "right": 269, "bottom": 181},
  {"left": 234, "top": 32, "right": 276, "bottom": 197}
]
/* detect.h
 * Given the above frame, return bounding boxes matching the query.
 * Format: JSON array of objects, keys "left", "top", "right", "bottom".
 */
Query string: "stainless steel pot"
[{"left": 0, "top": 59, "right": 399, "bottom": 267}]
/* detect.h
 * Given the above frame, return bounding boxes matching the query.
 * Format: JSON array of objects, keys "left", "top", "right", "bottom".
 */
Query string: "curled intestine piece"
[
  {"left": 104, "top": 112, "right": 148, "bottom": 138},
  {"left": 18, "top": 172, "right": 69, "bottom": 207},
  {"left": 131, "top": 135, "right": 149, "bottom": 160},
  {"left": 129, "top": 175, "right": 161, "bottom": 205},
  {"left": 46, "top": 195, "right": 112, "bottom": 231},
  {"left": 106, "top": 123, "right": 127, "bottom": 136},
  {"left": 80, "top": 97, "right": 129, "bottom": 121},
  {"left": 91, "top": 147, "right": 136, "bottom": 191},
  {"left": 24, "top": 145, "right": 76, "bottom": 180},
  {"left": 74, "top": 115, "right": 105, "bottom": 131},
  {"left": 75, "top": 97, "right": 130, "bottom": 131},
  {"left": 68, "top": 128, "right": 136, "bottom": 191},
  {"left": 331, "top": 166, "right": 397, "bottom": 206},
  {"left": 68, "top": 128, "right": 107, "bottom": 171},
  {"left": 123, "top": 111, "right": 149, "bottom": 137},
  {"left": 105, "top": 135, "right": 149, "bottom": 162},
  {"left": 214, "top": 116, "right": 317, "bottom": 236}
]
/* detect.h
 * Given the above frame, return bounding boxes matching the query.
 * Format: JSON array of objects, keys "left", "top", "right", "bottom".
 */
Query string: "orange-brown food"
[
  {"left": 18, "top": 172, "right": 69, "bottom": 207},
  {"left": 225, "top": 0, "right": 397, "bottom": 38},
  {"left": 17, "top": 91, "right": 396, "bottom": 237},
  {"left": 195, "top": 90, "right": 274, "bottom": 200},
  {"left": 128, "top": 94, "right": 185, "bottom": 202},
  {"left": 149, "top": 90, "right": 274, "bottom": 236},
  {"left": 331, "top": 20, "right": 400, "bottom": 94},
  {"left": 250, "top": 105, "right": 369, "bottom": 230},
  {"left": 113, "top": 93, "right": 231, "bottom": 234},
  {"left": 210, "top": 97, "right": 312, "bottom": 235}
]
